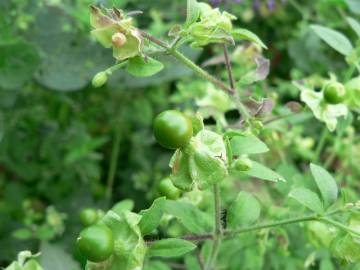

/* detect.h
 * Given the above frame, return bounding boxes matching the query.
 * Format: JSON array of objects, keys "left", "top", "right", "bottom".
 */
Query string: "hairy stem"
[{"left": 205, "top": 184, "right": 223, "bottom": 270}]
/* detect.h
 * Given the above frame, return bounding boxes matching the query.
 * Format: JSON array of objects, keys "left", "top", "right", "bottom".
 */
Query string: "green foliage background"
[{"left": 0, "top": 0, "right": 359, "bottom": 269}]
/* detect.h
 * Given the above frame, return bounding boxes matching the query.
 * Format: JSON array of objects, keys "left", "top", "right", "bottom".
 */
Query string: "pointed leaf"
[
  {"left": 230, "top": 135, "right": 269, "bottom": 155},
  {"left": 310, "top": 163, "right": 338, "bottom": 208},
  {"left": 127, "top": 56, "right": 164, "bottom": 77},
  {"left": 310, "top": 25, "right": 353, "bottom": 56},
  {"left": 164, "top": 200, "right": 213, "bottom": 234},
  {"left": 139, "top": 197, "right": 166, "bottom": 235},
  {"left": 227, "top": 191, "right": 261, "bottom": 229},
  {"left": 148, "top": 239, "right": 196, "bottom": 258},
  {"left": 185, "top": 0, "right": 200, "bottom": 27},
  {"left": 241, "top": 160, "right": 285, "bottom": 182},
  {"left": 232, "top": 28, "right": 267, "bottom": 49},
  {"left": 346, "top": 17, "right": 360, "bottom": 37},
  {"left": 289, "top": 187, "right": 324, "bottom": 214}
]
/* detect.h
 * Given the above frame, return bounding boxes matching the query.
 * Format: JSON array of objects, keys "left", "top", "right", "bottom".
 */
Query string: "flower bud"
[
  {"left": 92, "top": 71, "right": 108, "bottom": 88},
  {"left": 323, "top": 82, "right": 346, "bottom": 105},
  {"left": 112, "top": 32, "right": 127, "bottom": 47}
]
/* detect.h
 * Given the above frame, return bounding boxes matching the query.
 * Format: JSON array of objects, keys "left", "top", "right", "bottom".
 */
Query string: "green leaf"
[
  {"left": 148, "top": 239, "right": 196, "bottom": 258},
  {"left": 310, "top": 24, "right": 353, "bottom": 56},
  {"left": 112, "top": 199, "right": 135, "bottom": 215},
  {"left": 127, "top": 56, "right": 164, "bottom": 77},
  {"left": 289, "top": 187, "right": 324, "bottom": 214},
  {"left": 39, "top": 241, "right": 81, "bottom": 270},
  {"left": 0, "top": 40, "right": 41, "bottom": 90},
  {"left": 143, "top": 261, "right": 172, "bottom": 270},
  {"left": 345, "top": 0, "right": 360, "bottom": 15},
  {"left": 185, "top": 0, "right": 200, "bottom": 27},
  {"left": 241, "top": 160, "right": 285, "bottom": 182},
  {"left": 23, "top": 259, "right": 43, "bottom": 270},
  {"left": 139, "top": 197, "right": 166, "bottom": 235},
  {"left": 230, "top": 135, "right": 269, "bottom": 155},
  {"left": 227, "top": 191, "right": 261, "bottom": 229},
  {"left": 12, "top": 228, "right": 33, "bottom": 240},
  {"left": 346, "top": 17, "right": 360, "bottom": 37},
  {"left": 232, "top": 28, "right": 267, "bottom": 49},
  {"left": 4, "top": 262, "right": 22, "bottom": 270},
  {"left": 164, "top": 200, "right": 213, "bottom": 234},
  {"left": 310, "top": 163, "right": 338, "bottom": 208}
]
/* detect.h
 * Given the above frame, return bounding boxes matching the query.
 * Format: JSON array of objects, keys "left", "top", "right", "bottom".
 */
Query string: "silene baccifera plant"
[{"left": 5, "top": 1, "right": 360, "bottom": 270}]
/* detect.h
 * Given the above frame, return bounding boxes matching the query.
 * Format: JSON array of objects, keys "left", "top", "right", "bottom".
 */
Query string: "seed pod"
[
  {"left": 112, "top": 32, "right": 127, "bottom": 47},
  {"left": 92, "top": 71, "right": 108, "bottom": 88}
]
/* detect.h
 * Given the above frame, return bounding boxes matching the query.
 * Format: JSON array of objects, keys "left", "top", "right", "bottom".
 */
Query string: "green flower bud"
[
  {"left": 233, "top": 157, "right": 252, "bottom": 171},
  {"left": 323, "top": 82, "right": 346, "bottom": 105},
  {"left": 92, "top": 71, "right": 108, "bottom": 88}
]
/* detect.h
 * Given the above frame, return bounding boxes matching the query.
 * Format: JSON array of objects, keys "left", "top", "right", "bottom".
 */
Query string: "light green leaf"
[
  {"left": 227, "top": 191, "right": 261, "bottom": 229},
  {"left": 127, "top": 56, "right": 164, "bottom": 77},
  {"left": 310, "top": 24, "right": 353, "bottom": 56},
  {"left": 39, "top": 241, "right": 81, "bottom": 270},
  {"left": 232, "top": 28, "right": 267, "bottom": 49},
  {"left": 289, "top": 187, "right": 324, "bottom": 214},
  {"left": 189, "top": 148, "right": 227, "bottom": 190},
  {"left": 4, "top": 262, "right": 22, "bottom": 270},
  {"left": 345, "top": 0, "right": 360, "bottom": 15},
  {"left": 185, "top": 0, "right": 200, "bottom": 27},
  {"left": 164, "top": 200, "right": 213, "bottom": 234},
  {"left": 148, "top": 239, "right": 196, "bottom": 258},
  {"left": 112, "top": 199, "right": 134, "bottom": 216},
  {"left": 241, "top": 160, "right": 285, "bottom": 182},
  {"left": 310, "top": 163, "right": 338, "bottom": 208},
  {"left": 230, "top": 135, "right": 269, "bottom": 155},
  {"left": 139, "top": 197, "right": 166, "bottom": 235},
  {"left": 346, "top": 17, "right": 360, "bottom": 37}
]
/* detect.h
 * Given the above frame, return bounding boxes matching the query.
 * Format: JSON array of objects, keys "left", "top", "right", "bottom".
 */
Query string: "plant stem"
[
  {"left": 222, "top": 44, "right": 251, "bottom": 120},
  {"left": 319, "top": 217, "right": 360, "bottom": 237},
  {"left": 205, "top": 184, "right": 222, "bottom": 270},
  {"left": 314, "top": 128, "right": 328, "bottom": 162},
  {"left": 170, "top": 48, "right": 233, "bottom": 94},
  {"left": 141, "top": 31, "right": 244, "bottom": 96},
  {"left": 105, "top": 126, "right": 122, "bottom": 207}
]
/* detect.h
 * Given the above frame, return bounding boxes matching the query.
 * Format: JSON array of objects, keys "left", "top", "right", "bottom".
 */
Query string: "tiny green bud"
[
  {"left": 233, "top": 157, "right": 252, "bottom": 171},
  {"left": 92, "top": 71, "right": 108, "bottom": 88},
  {"left": 323, "top": 82, "right": 346, "bottom": 104},
  {"left": 158, "top": 178, "right": 181, "bottom": 200}
]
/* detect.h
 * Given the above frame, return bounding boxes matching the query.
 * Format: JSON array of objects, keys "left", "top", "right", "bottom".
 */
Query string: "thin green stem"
[
  {"left": 205, "top": 184, "right": 223, "bottom": 270},
  {"left": 170, "top": 49, "right": 233, "bottom": 94},
  {"left": 319, "top": 217, "right": 360, "bottom": 237},
  {"left": 106, "top": 61, "right": 128, "bottom": 75},
  {"left": 105, "top": 126, "right": 122, "bottom": 207},
  {"left": 224, "top": 214, "right": 318, "bottom": 236},
  {"left": 314, "top": 128, "right": 328, "bottom": 162}
]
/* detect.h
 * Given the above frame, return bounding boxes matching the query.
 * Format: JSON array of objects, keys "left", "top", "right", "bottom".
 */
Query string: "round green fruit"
[
  {"left": 80, "top": 208, "right": 98, "bottom": 227},
  {"left": 76, "top": 224, "right": 114, "bottom": 262},
  {"left": 158, "top": 178, "right": 181, "bottom": 200},
  {"left": 153, "top": 110, "right": 193, "bottom": 149},
  {"left": 323, "top": 82, "right": 346, "bottom": 104}
]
